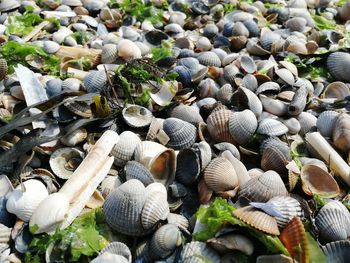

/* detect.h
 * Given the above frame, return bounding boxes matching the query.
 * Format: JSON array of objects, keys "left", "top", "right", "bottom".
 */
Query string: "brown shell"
[
  {"left": 233, "top": 206, "right": 280, "bottom": 235},
  {"left": 206, "top": 107, "right": 236, "bottom": 144},
  {"left": 333, "top": 113, "right": 350, "bottom": 153},
  {"left": 0, "top": 59, "right": 8, "bottom": 81}
]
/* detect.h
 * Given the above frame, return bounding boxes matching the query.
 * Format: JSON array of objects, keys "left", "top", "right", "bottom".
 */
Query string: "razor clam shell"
[
  {"left": 170, "top": 104, "right": 203, "bottom": 125},
  {"left": 233, "top": 206, "right": 280, "bottom": 235},
  {"left": 103, "top": 179, "right": 147, "bottom": 236},
  {"left": 150, "top": 224, "right": 182, "bottom": 259},
  {"left": 175, "top": 148, "right": 201, "bottom": 186},
  {"left": 322, "top": 240, "right": 350, "bottom": 263},
  {"left": 316, "top": 110, "right": 339, "bottom": 137},
  {"left": 228, "top": 109, "right": 257, "bottom": 146},
  {"left": 257, "top": 118, "right": 288, "bottom": 136},
  {"left": 327, "top": 52, "right": 350, "bottom": 83},
  {"left": 207, "top": 107, "right": 236, "bottom": 144},
  {"left": 111, "top": 131, "right": 141, "bottom": 167},
  {"left": 98, "top": 242, "right": 132, "bottom": 263},
  {"left": 122, "top": 105, "right": 153, "bottom": 128},
  {"left": 239, "top": 170, "right": 288, "bottom": 202},
  {"left": 197, "top": 51, "right": 221, "bottom": 67},
  {"left": 124, "top": 161, "right": 154, "bottom": 186},
  {"left": 181, "top": 241, "right": 220, "bottom": 263},
  {"left": 0, "top": 224, "right": 11, "bottom": 253},
  {"left": 204, "top": 157, "right": 238, "bottom": 192},
  {"left": 163, "top": 118, "right": 197, "bottom": 150}
]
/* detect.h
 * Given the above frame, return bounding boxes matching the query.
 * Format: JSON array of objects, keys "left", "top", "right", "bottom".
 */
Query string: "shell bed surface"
[{"left": 1, "top": 0, "right": 350, "bottom": 262}]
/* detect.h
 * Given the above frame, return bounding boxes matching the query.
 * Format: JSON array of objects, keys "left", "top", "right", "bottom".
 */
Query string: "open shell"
[
  {"left": 207, "top": 233, "right": 254, "bottom": 255},
  {"left": 175, "top": 148, "right": 201, "bottom": 186},
  {"left": 231, "top": 87, "right": 262, "bottom": 118},
  {"left": 122, "top": 105, "right": 153, "bottom": 128},
  {"left": 332, "top": 113, "right": 350, "bottom": 154}
]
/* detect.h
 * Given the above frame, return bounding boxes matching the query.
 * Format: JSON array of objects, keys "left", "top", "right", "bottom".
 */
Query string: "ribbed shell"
[
  {"left": 233, "top": 206, "right": 280, "bottom": 235},
  {"left": 0, "top": 223, "right": 11, "bottom": 253},
  {"left": 279, "top": 217, "right": 309, "bottom": 263},
  {"left": 43, "top": 41, "right": 60, "bottom": 54},
  {"left": 229, "top": 109, "right": 257, "bottom": 146},
  {"left": 101, "top": 44, "right": 118, "bottom": 64},
  {"left": 223, "top": 64, "right": 240, "bottom": 84},
  {"left": 141, "top": 190, "right": 169, "bottom": 230},
  {"left": 297, "top": 112, "right": 317, "bottom": 135},
  {"left": 150, "top": 224, "right": 182, "bottom": 259},
  {"left": 260, "top": 30, "right": 281, "bottom": 51},
  {"left": 124, "top": 161, "right": 154, "bottom": 186},
  {"left": 231, "top": 87, "right": 263, "bottom": 118},
  {"left": 261, "top": 142, "right": 292, "bottom": 174},
  {"left": 170, "top": 104, "right": 203, "bottom": 125},
  {"left": 214, "top": 142, "right": 240, "bottom": 160},
  {"left": 216, "top": 84, "right": 234, "bottom": 105},
  {"left": 322, "top": 240, "right": 350, "bottom": 263},
  {"left": 207, "top": 107, "right": 236, "bottom": 144},
  {"left": 181, "top": 241, "right": 220, "bottom": 263},
  {"left": 315, "top": 200, "right": 350, "bottom": 243},
  {"left": 285, "top": 17, "right": 307, "bottom": 32},
  {"left": 239, "top": 170, "right": 288, "bottom": 202},
  {"left": 84, "top": 70, "right": 107, "bottom": 93},
  {"left": 175, "top": 148, "right": 201, "bottom": 186},
  {"left": 98, "top": 242, "right": 132, "bottom": 263},
  {"left": 163, "top": 118, "right": 197, "bottom": 150},
  {"left": 6, "top": 180, "right": 49, "bottom": 222},
  {"left": 61, "top": 78, "right": 81, "bottom": 92},
  {"left": 167, "top": 213, "right": 189, "bottom": 229},
  {"left": 332, "top": 113, "right": 350, "bottom": 153},
  {"left": 122, "top": 105, "right": 153, "bottom": 128},
  {"left": 64, "top": 101, "right": 92, "bottom": 118},
  {"left": 257, "top": 118, "right": 288, "bottom": 136},
  {"left": 316, "top": 110, "right": 339, "bottom": 137},
  {"left": 0, "top": 59, "right": 8, "bottom": 81},
  {"left": 204, "top": 157, "right": 238, "bottom": 192},
  {"left": 146, "top": 117, "right": 163, "bottom": 141},
  {"left": 111, "top": 131, "right": 141, "bottom": 167},
  {"left": 103, "top": 179, "right": 146, "bottom": 236},
  {"left": 207, "top": 233, "right": 254, "bottom": 255},
  {"left": 327, "top": 52, "right": 350, "bottom": 82},
  {"left": 197, "top": 51, "right": 221, "bottom": 67}
]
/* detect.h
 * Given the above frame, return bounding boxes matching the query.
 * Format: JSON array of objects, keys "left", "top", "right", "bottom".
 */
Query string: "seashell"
[
  {"left": 246, "top": 38, "right": 270, "bottom": 56},
  {"left": 0, "top": 0, "right": 20, "bottom": 11},
  {"left": 0, "top": 197, "right": 16, "bottom": 228},
  {"left": 228, "top": 109, "right": 257, "bottom": 146},
  {"left": 144, "top": 30, "right": 169, "bottom": 46},
  {"left": 216, "top": 84, "right": 234, "bottom": 105},
  {"left": 120, "top": 26, "right": 140, "bottom": 41},
  {"left": 207, "top": 107, "right": 236, "bottom": 144},
  {"left": 0, "top": 59, "right": 8, "bottom": 81},
  {"left": 233, "top": 206, "right": 280, "bottom": 235},
  {"left": 103, "top": 179, "right": 146, "bottom": 236},
  {"left": 261, "top": 141, "right": 292, "bottom": 174},
  {"left": 49, "top": 147, "right": 85, "bottom": 179},
  {"left": 231, "top": 87, "right": 263, "bottom": 118},
  {"left": 260, "top": 29, "right": 281, "bottom": 51},
  {"left": 167, "top": 213, "right": 189, "bottom": 230},
  {"left": 100, "top": 175, "right": 121, "bottom": 198},
  {"left": 61, "top": 78, "right": 81, "bottom": 92},
  {"left": 281, "top": 117, "right": 301, "bottom": 135},
  {"left": 221, "top": 150, "right": 251, "bottom": 185},
  {"left": 111, "top": 131, "right": 141, "bottom": 167},
  {"left": 277, "top": 90, "right": 295, "bottom": 102},
  {"left": 259, "top": 95, "right": 288, "bottom": 117},
  {"left": 0, "top": 223, "right": 11, "bottom": 253},
  {"left": 175, "top": 148, "right": 201, "bottom": 186},
  {"left": 256, "top": 254, "right": 293, "bottom": 263},
  {"left": 0, "top": 175, "right": 13, "bottom": 197},
  {"left": 223, "top": 64, "right": 240, "bottom": 84},
  {"left": 203, "top": 23, "right": 219, "bottom": 38},
  {"left": 150, "top": 224, "right": 182, "bottom": 259},
  {"left": 207, "top": 233, "right": 254, "bottom": 255},
  {"left": 83, "top": 70, "right": 107, "bottom": 93},
  {"left": 170, "top": 104, "right": 203, "bottom": 125},
  {"left": 327, "top": 52, "right": 350, "bottom": 83},
  {"left": 255, "top": 82, "right": 280, "bottom": 95},
  {"left": 243, "top": 19, "right": 260, "bottom": 37},
  {"left": 6, "top": 180, "right": 49, "bottom": 222},
  {"left": 64, "top": 100, "right": 92, "bottom": 118},
  {"left": 315, "top": 200, "right": 350, "bottom": 243},
  {"left": 197, "top": 51, "right": 221, "bottom": 67},
  {"left": 239, "top": 55, "right": 256, "bottom": 74},
  {"left": 171, "top": 66, "right": 192, "bottom": 87},
  {"left": 141, "top": 183, "right": 169, "bottom": 230},
  {"left": 301, "top": 164, "right": 340, "bottom": 197},
  {"left": 232, "top": 22, "right": 249, "bottom": 37},
  {"left": 316, "top": 110, "right": 339, "bottom": 137},
  {"left": 118, "top": 39, "right": 142, "bottom": 61},
  {"left": 196, "top": 37, "right": 212, "bottom": 51},
  {"left": 101, "top": 44, "right": 118, "bottom": 64},
  {"left": 322, "top": 81, "right": 350, "bottom": 101},
  {"left": 204, "top": 157, "right": 238, "bottom": 192},
  {"left": 288, "top": 86, "right": 308, "bottom": 116},
  {"left": 279, "top": 61, "right": 299, "bottom": 78},
  {"left": 191, "top": 1, "right": 210, "bottom": 15},
  {"left": 124, "top": 161, "right": 154, "bottom": 186},
  {"left": 297, "top": 112, "right": 317, "bottom": 135},
  {"left": 96, "top": 242, "right": 132, "bottom": 263},
  {"left": 181, "top": 241, "right": 220, "bottom": 263},
  {"left": 239, "top": 170, "right": 288, "bottom": 202},
  {"left": 242, "top": 74, "right": 258, "bottom": 92},
  {"left": 46, "top": 78, "right": 62, "bottom": 98},
  {"left": 333, "top": 113, "right": 350, "bottom": 154},
  {"left": 275, "top": 68, "right": 295, "bottom": 86},
  {"left": 322, "top": 240, "right": 350, "bottom": 263},
  {"left": 146, "top": 117, "right": 164, "bottom": 142},
  {"left": 60, "top": 128, "right": 87, "bottom": 146},
  {"left": 285, "top": 17, "right": 307, "bottom": 32},
  {"left": 122, "top": 104, "right": 153, "bottom": 128},
  {"left": 257, "top": 118, "right": 288, "bottom": 136},
  {"left": 214, "top": 142, "right": 240, "bottom": 160},
  {"left": 134, "top": 141, "right": 176, "bottom": 186},
  {"left": 163, "top": 118, "right": 197, "bottom": 150},
  {"left": 279, "top": 217, "right": 308, "bottom": 263}
]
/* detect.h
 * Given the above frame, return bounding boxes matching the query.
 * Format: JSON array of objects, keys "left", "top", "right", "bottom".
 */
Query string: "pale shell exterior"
[
  {"left": 98, "top": 242, "right": 132, "bottom": 263},
  {"left": 118, "top": 39, "right": 142, "bottom": 61},
  {"left": 232, "top": 87, "right": 263, "bottom": 118},
  {"left": 167, "top": 213, "right": 189, "bottom": 230},
  {"left": 261, "top": 142, "right": 292, "bottom": 174},
  {"left": 0, "top": 223, "right": 11, "bottom": 253},
  {"left": 0, "top": 59, "right": 8, "bottom": 81},
  {"left": 124, "top": 161, "right": 154, "bottom": 186},
  {"left": 228, "top": 109, "right": 257, "bottom": 146},
  {"left": 207, "top": 233, "right": 254, "bottom": 255},
  {"left": 163, "top": 118, "right": 197, "bottom": 150},
  {"left": 207, "top": 107, "right": 236, "bottom": 144},
  {"left": 197, "top": 51, "right": 221, "bottom": 67},
  {"left": 257, "top": 118, "right": 288, "bottom": 136},
  {"left": 316, "top": 110, "right": 339, "bottom": 137},
  {"left": 297, "top": 111, "right": 317, "bottom": 135},
  {"left": 6, "top": 179, "right": 49, "bottom": 222},
  {"left": 216, "top": 84, "right": 234, "bottom": 105},
  {"left": 327, "top": 52, "right": 350, "bottom": 82},
  {"left": 332, "top": 113, "right": 350, "bottom": 153},
  {"left": 60, "top": 128, "right": 87, "bottom": 146},
  {"left": 150, "top": 224, "right": 182, "bottom": 259},
  {"left": 101, "top": 44, "right": 118, "bottom": 64},
  {"left": 111, "top": 131, "right": 141, "bottom": 167},
  {"left": 170, "top": 104, "right": 203, "bottom": 125},
  {"left": 267, "top": 196, "right": 302, "bottom": 228},
  {"left": 181, "top": 241, "right": 220, "bottom": 263},
  {"left": 122, "top": 105, "right": 153, "bottom": 128}
]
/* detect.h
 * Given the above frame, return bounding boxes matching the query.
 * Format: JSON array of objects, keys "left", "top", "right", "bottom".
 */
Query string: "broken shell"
[
  {"left": 231, "top": 87, "right": 263, "bottom": 118},
  {"left": 124, "top": 161, "right": 154, "bottom": 186},
  {"left": 0, "top": 224, "right": 12, "bottom": 253},
  {"left": 60, "top": 128, "right": 87, "bottom": 146},
  {"left": 163, "top": 118, "right": 197, "bottom": 150},
  {"left": 122, "top": 105, "right": 153, "bottom": 128},
  {"left": 206, "top": 107, "right": 236, "bottom": 144},
  {"left": 288, "top": 86, "right": 308, "bottom": 116},
  {"left": 0, "top": 59, "right": 8, "bottom": 81},
  {"left": 256, "top": 254, "right": 293, "bottom": 263},
  {"left": 228, "top": 109, "right": 257, "bottom": 146},
  {"left": 111, "top": 131, "right": 141, "bottom": 167}
]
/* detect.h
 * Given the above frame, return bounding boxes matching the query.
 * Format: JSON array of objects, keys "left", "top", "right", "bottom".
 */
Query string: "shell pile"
[{"left": 1, "top": 0, "right": 350, "bottom": 261}]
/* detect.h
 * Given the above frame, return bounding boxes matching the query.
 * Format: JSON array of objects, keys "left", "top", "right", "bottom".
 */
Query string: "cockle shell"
[
  {"left": 175, "top": 148, "right": 201, "bottom": 186},
  {"left": 163, "top": 118, "right": 197, "bottom": 150},
  {"left": 261, "top": 141, "right": 292, "bottom": 174},
  {"left": 111, "top": 131, "right": 141, "bottom": 167},
  {"left": 170, "top": 104, "right": 203, "bottom": 125},
  {"left": 101, "top": 44, "right": 118, "bottom": 64},
  {"left": 0, "top": 224, "right": 11, "bottom": 253},
  {"left": 60, "top": 128, "right": 87, "bottom": 146},
  {"left": 327, "top": 52, "right": 350, "bottom": 83},
  {"left": 322, "top": 81, "right": 350, "bottom": 101},
  {"left": 214, "top": 142, "right": 240, "bottom": 160},
  {"left": 322, "top": 240, "right": 350, "bottom": 263},
  {"left": 259, "top": 95, "right": 288, "bottom": 117},
  {"left": 124, "top": 161, "right": 154, "bottom": 186},
  {"left": 257, "top": 118, "right": 288, "bottom": 136},
  {"left": 6, "top": 180, "right": 49, "bottom": 222},
  {"left": 83, "top": 70, "right": 107, "bottom": 93},
  {"left": 117, "top": 39, "right": 142, "bottom": 61},
  {"left": 239, "top": 55, "right": 256, "bottom": 73},
  {"left": 332, "top": 113, "right": 350, "bottom": 153},
  {"left": 231, "top": 87, "right": 263, "bottom": 118},
  {"left": 122, "top": 105, "right": 153, "bottom": 128},
  {"left": 167, "top": 213, "right": 189, "bottom": 230},
  {"left": 228, "top": 109, "right": 257, "bottom": 146},
  {"left": 92, "top": 241, "right": 131, "bottom": 263},
  {"left": 316, "top": 110, "right": 339, "bottom": 137},
  {"left": 297, "top": 112, "right": 317, "bottom": 135},
  {"left": 181, "top": 241, "right": 220, "bottom": 263},
  {"left": 197, "top": 51, "right": 221, "bottom": 67}
]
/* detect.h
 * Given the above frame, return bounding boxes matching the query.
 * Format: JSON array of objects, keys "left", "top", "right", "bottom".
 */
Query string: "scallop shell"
[
  {"left": 315, "top": 200, "right": 350, "bottom": 243},
  {"left": 0, "top": 223, "right": 11, "bottom": 253},
  {"left": 181, "top": 241, "right": 220, "bottom": 263},
  {"left": 170, "top": 104, "right": 203, "bottom": 125},
  {"left": 197, "top": 51, "right": 221, "bottom": 67},
  {"left": 239, "top": 170, "right": 288, "bottom": 202},
  {"left": 60, "top": 128, "right": 87, "bottom": 146},
  {"left": 204, "top": 157, "right": 238, "bottom": 192},
  {"left": 228, "top": 109, "right": 257, "bottom": 146},
  {"left": 98, "top": 242, "right": 132, "bottom": 263},
  {"left": 122, "top": 105, "right": 153, "bottom": 128},
  {"left": 175, "top": 148, "right": 201, "bottom": 186},
  {"left": 83, "top": 70, "right": 107, "bottom": 93},
  {"left": 103, "top": 179, "right": 146, "bottom": 236},
  {"left": 207, "top": 233, "right": 254, "bottom": 255},
  {"left": 0, "top": 59, "right": 8, "bottom": 81},
  {"left": 261, "top": 142, "right": 292, "bottom": 174},
  {"left": 327, "top": 52, "right": 350, "bottom": 83},
  {"left": 257, "top": 118, "right": 288, "bottom": 136},
  {"left": 322, "top": 240, "right": 350, "bottom": 263},
  {"left": 150, "top": 224, "right": 182, "bottom": 259},
  {"left": 101, "top": 44, "right": 118, "bottom": 64},
  {"left": 6, "top": 180, "right": 49, "bottom": 222},
  {"left": 279, "top": 217, "right": 309, "bottom": 263},
  {"left": 111, "top": 131, "right": 141, "bottom": 167},
  {"left": 316, "top": 110, "right": 339, "bottom": 137},
  {"left": 124, "top": 161, "right": 154, "bottom": 186},
  {"left": 207, "top": 107, "right": 236, "bottom": 144},
  {"left": 49, "top": 147, "right": 85, "bottom": 179},
  {"left": 332, "top": 113, "right": 350, "bottom": 154},
  {"left": 163, "top": 118, "right": 197, "bottom": 150},
  {"left": 231, "top": 87, "right": 263, "bottom": 118},
  {"left": 233, "top": 206, "right": 280, "bottom": 235}
]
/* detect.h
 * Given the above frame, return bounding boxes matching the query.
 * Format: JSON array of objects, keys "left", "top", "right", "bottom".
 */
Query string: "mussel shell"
[
  {"left": 228, "top": 109, "right": 257, "bottom": 146},
  {"left": 163, "top": 118, "right": 197, "bottom": 150}
]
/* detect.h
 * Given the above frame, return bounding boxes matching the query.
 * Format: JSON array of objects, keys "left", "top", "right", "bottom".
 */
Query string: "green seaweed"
[{"left": 312, "top": 14, "right": 337, "bottom": 30}]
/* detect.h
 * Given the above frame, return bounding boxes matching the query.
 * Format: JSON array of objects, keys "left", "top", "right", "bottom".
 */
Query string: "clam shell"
[
  {"left": 0, "top": 224, "right": 11, "bottom": 253},
  {"left": 83, "top": 70, "right": 107, "bottom": 93},
  {"left": 259, "top": 95, "right": 288, "bottom": 117},
  {"left": 285, "top": 17, "right": 307, "bottom": 32},
  {"left": 124, "top": 161, "right": 154, "bottom": 186},
  {"left": 239, "top": 170, "right": 288, "bottom": 202},
  {"left": 117, "top": 39, "right": 142, "bottom": 61},
  {"left": 150, "top": 224, "right": 182, "bottom": 259},
  {"left": 163, "top": 118, "right": 197, "bottom": 150},
  {"left": 207, "top": 233, "right": 254, "bottom": 255},
  {"left": 231, "top": 87, "right": 263, "bottom": 118},
  {"left": 103, "top": 179, "right": 146, "bottom": 236},
  {"left": 228, "top": 109, "right": 257, "bottom": 146},
  {"left": 297, "top": 112, "right": 317, "bottom": 135},
  {"left": 315, "top": 200, "right": 350, "bottom": 243},
  {"left": 98, "top": 242, "right": 132, "bottom": 263},
  {"left": 198, "top": 78, "right": 220, "bottom": 98},
  {"left": 43, "top": 41, "right": 60, "bottom": 54},
  {"left": 167, "top": 213, "right": 189, "bottom": 230},
  {"left": 316, "top": 110, "right": 339, "bottom": 137},
  {"left": 171, "top": 66, "right": 192, "bottom": 87},
  {"left": 288, "top": 86, "right": 308, "bottom": 116},
  {"left": 261, "top": 142, "right": 292, "bottom": 174},
  {"left": 216, "top": 84, "right": 234, "bottom": 105},
  {"left": 0, "top": 0, "right": 19, "bottom": 11},
  {"left": 322, "top": 81, "right": 350, "bottom": 101},
  {"left": 233, "top": 206, "right": 280, "bottom": 235},
  {"left": 122, "top": 105, "right": 153, "bottom": 128},
  {"left": 64, "top": 100, "right": 92, "bottom": 118},
  {"left": 170, "top": 104, "right": 203, "bottom": 125},
  {"left": 0, "top": 59, "right": 8, "bottom": 81},
  {"left": 175, "top": 148, "right": 201, "bottom": 186},
  {"left": 279, "top": 217, "right": 308, "bottom": 263},
  {"left": 222, "top": 150, "right": 251, "bottom": 186},
  {"left": 239, "top": 55, "right": 256, "bottom": 73},
  {"left": 6, "top": 180, "right": 49, "bottom": 222},
  {"left": 246, "top": 38, "right": 271, "bottom": 56},
  {"left": 332, "top": 113, "right": 350, "bottom": 153},
  {"left": 281, "top": 117, "right": 301, "bottom": 134},
  {"left": 275, "top": 68, "right": 295, "bottom": 85},
  {"left": 101, "top": 44, "right": 118, "bottom": 64},
  {"left": 327, "top": 52, "right": 350, "bottom": 82},
  {"left": 60, "top": 128, "right": 87, "bottom": 146},
  {"left": 49, "top": 147, "right": 85, "bottom": 179},
  {"left": 257, "top": 118, "right": 288, "bottom": 136},
  {"left": 322, "top": 240, "right": 350, "bottom": 263},
  {"left": 46, "top": 78, "right": 62, "bottom": 98},
  {"left": 197, "top": 51, "right": 221, "bottom": 67},
  {"left": 181, "top": 241, "right": 220, "bottom": 263},
  {"left": 214, "top": 142, "right": 240, "bottom": 160},
  {"left": 111, "top": 131, "right": 141, "bottom": 167},
  {"left": 204, "top": 157, "right": 238, "bottom": 192},
  {"left": 223, "top": 64, "right": 240, "bottom": 84},
  {"left": 61, "top": 78, "right": 81, "bottom": 92},
  {"left": 260, "top": 29, "right": 281, "bottom": 51},
  {"left": 0, "top": 197, "right": 15, "bottom": 228},
  {"left": 301, "top": 164, "right": 340, "bottom": 197},
  {"left": 100, "top": 175, "right": 122, "bottom": 198}
]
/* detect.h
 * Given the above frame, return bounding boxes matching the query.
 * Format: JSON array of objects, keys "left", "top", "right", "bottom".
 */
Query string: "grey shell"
[
  {"left": 163, "top": 118, "right": 197, "bottom": 150},
  {"left": 124, "top": 161, "right": 155, "bottom": 186},
  {"left": 84, "top": 70, "right": 108, "bottom": 93}
]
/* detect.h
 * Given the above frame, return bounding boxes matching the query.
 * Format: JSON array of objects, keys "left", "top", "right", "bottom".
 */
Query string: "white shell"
[
  {"left": 118, "top": 39, "right": 142, "bottom": 61},
  {"left": 0, "top": 224, "right": 11, "bottom": 253}
]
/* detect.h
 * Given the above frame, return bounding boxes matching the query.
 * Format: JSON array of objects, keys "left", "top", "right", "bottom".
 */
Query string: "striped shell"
[
  {"left": 285, "top": 17, "right": 307, "bottom": 32},
  {"left": 181, "top": 241, "right": 220, "bottom": 263},
  {"left": 103, "top": 179, "right": 146, "bottom": 236},
  {"left": 239, "top": 170, "right": 288, "bottom": 202},
  {"left": 216, "top": 84, "right": 234, "bottom": 105},
  {"left": 167, "top": 213, "right": 189, "bottom": 230},
  {"left": 150, "top": 224, "right": 182, "bottom": 259},
  {"left": 327, "top": 52, "right": 350, "bottom": 82},
  {"left": 98, "top": 242, "right": 132, "bottom": 263},
  {"left": 84, "top": 70, "right": 107, "bottom": 93},
  {"left": 207, "top": 107, "right": 236, "bottom": 144},
  {"left": 233, "top": 206, "right": 280, "bottom": 235},
  {"left": 101, "top": 44, "right": 118, "bottom": 64},
  {"left": 239, "top": 55, "right": 256, "bottom": 73},
  {"left": 257, "top": 118, "right": 288, "bottom": 136},
  {"left": 259, "top": 95, "right": 288, "bottom": 117},
  {"left": 332, "top": 113, "right": 350, "bottom": 153},
  {"left": 197, "top": 51, "right": 221, "bottom": 67},
  {"left": 214, "top": 142, "right": 240, "bottom": 160},
  {"left": 61, "top": 78, "right": 81, "bottom": 92},
  {"left": 297, "top": 112, "right": 317, "bottom": 135},
  {"left": 322, "top": 240, "right": 350, "bottom": 263},
  {"left": 261, "top": 142, "right": 292, "bottom": 174},
  {"left": 170, "top": 104, "right": 203, "bottom": 125},
  {"left": 228, "top": 109, "right": 257, "bottom": 146},
  {"left": 122, "top": 105, "right": 153, "bottom": 128},
  {"left": 322, "top": 81, "right": 350, "bottom": 101},
  {"left": 111, "top": 131, "right": 141, "bottom": 167},
  {"left": 64, "top": 100, "right": 92, "bottom": 118},
  {"left": 260, "top": 29, "right": 281, "bottom": 51},
  {"left": 118, "top": 39, "right": 142, "bottom": 61},
  {"left": 204, "top": 157, "right": 238, "bottom": 192},
  {"left": 124, "top": 161, "right": 154, "bottom": 186},
  {"left": 316, "top": 110, "right": 339, "bottom": 137},
  {"left": 0, "top": 223, "right": 11, "bottom": 253},
  {"left": 0, "top": 59, "right": 8, "bottom": 81},
  {"left": 223, "top": 64, "right": 240, "bottom": 84},
  {"left": 163, "top": 118, "right": 197, "bottom": 150},
  {"left": 315, "top": 200, "right": 350, "bottom": 243}
]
